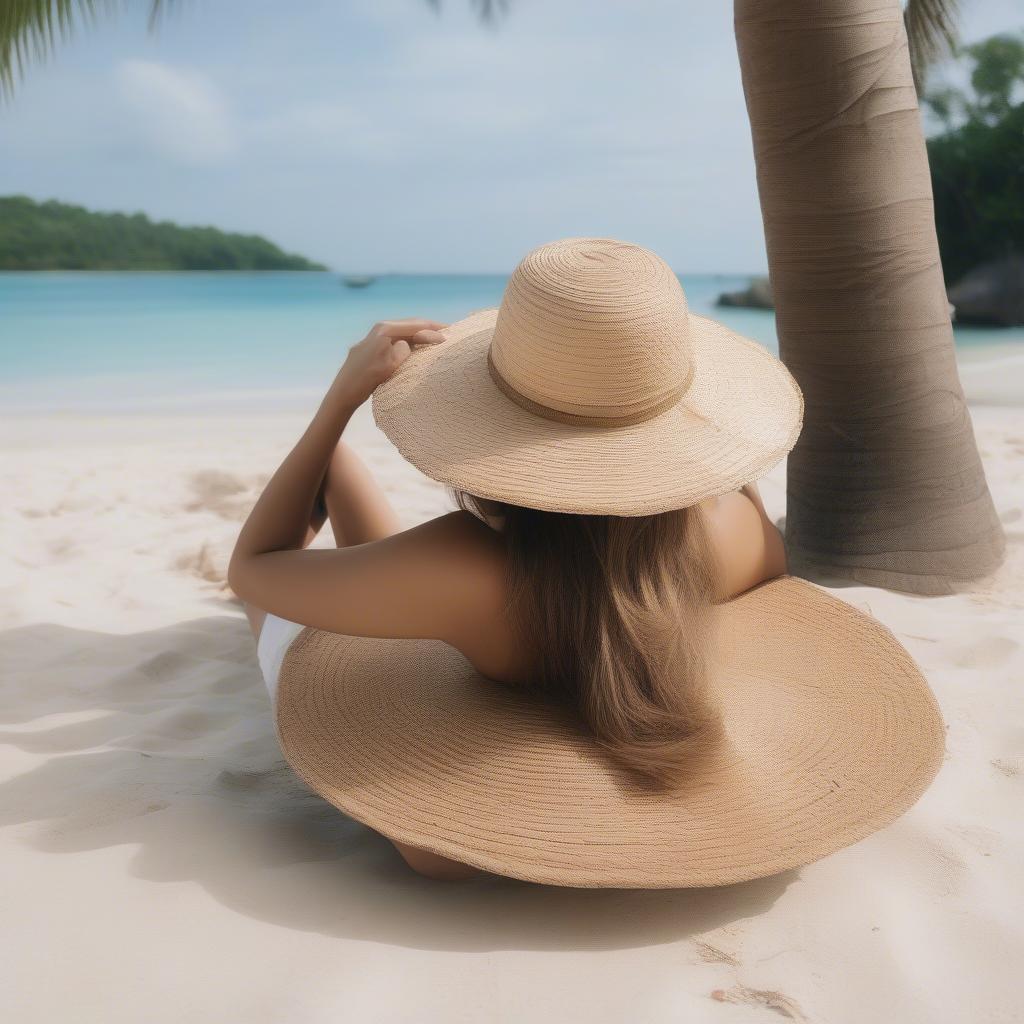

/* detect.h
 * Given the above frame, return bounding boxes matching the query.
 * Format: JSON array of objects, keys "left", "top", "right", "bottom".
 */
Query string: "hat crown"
[{"left": 488, "top": 238, "right": 693, "bottom": 424}]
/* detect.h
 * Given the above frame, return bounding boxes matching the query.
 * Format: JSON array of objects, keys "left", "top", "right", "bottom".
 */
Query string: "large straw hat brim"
[
  {"left": 275, "top": 577, "right": 945, "bottom": 889},
  {"left": 372, "top": 308, "right": 803, "bottom": 515}
]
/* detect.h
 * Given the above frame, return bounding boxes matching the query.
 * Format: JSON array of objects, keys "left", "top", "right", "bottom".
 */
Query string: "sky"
[{"left": 0, "top": 0, "right": 1019, "bottom": 273}]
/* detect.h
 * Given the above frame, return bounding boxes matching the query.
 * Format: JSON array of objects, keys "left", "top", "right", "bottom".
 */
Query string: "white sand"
[{"left": 2, "top": 360, "right": 1023, "bottom": 1023}]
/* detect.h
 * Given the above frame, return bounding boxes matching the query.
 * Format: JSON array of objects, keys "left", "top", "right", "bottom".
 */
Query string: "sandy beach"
[{"left": 2, "top": 355, "right": 1022, "bottom": 1023}]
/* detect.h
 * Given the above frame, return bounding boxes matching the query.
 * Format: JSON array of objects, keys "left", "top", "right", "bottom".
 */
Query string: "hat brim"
[
  {"left": 372, "top": 308, "right": 803, "bottom": 515},
  {"left": 275, "top": 577, "right": 945, "bottom": 889}
]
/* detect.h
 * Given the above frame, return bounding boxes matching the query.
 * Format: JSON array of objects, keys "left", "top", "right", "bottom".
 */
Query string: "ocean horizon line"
[{"left": 0, "top": 268, "right": 772, "bottom": 279}]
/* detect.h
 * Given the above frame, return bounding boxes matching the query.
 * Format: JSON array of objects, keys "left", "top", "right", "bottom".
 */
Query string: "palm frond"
[
  {"left": 426, "top": 0, "right": 510, "bottom": 25},
  {"left": 904, "top": 0, "right": 961, "bottom": 94},
  {"left": 3, "top": 0, "right": 101, "bottom": 95},
  {"left": 1, "top": 0, "right": 502, "bottom": 98},
  {"left": 0, "top": 0, "right": 163, "bottom": 97},
  {"left": 147, "top": 0, "right": 169, "bottom": 31}
]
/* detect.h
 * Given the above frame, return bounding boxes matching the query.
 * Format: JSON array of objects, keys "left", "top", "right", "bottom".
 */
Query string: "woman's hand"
[
  {"left": 330, "top": 318, "right": 447, "bottom": 410},
  {"left": 231, "top": 317, "right": 447, "bottom": 598}
]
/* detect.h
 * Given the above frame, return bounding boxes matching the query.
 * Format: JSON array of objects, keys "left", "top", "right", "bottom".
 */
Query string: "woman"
[{"left": 229, "top": 240, "right": 790, "bottom": 881}]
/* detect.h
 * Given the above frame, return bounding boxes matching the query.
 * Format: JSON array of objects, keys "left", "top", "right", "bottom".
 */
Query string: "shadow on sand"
[{"left": 0, "top": 615, "right": 794, "bottom": 952}]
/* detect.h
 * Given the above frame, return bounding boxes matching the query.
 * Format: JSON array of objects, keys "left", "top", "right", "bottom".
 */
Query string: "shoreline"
[{"left": 3, "top": 338, "right": 1022, "bottom": 418}]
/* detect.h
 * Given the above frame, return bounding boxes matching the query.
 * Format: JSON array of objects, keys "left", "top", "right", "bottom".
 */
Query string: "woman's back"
[{"left": 424, "top": 484, "right": 786, "bottom": 691}]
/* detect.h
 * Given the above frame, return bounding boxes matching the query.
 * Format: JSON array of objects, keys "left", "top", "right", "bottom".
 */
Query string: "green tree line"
[
  {"left": 0, "top": 196, "right": 327, "bottom": 270},
  {"left": 925, "top": 32, "right": 1024, "bottom": 284}
]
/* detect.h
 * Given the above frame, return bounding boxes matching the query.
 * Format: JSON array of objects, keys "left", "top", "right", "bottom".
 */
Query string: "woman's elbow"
[{"left": 227, "top": 551, "right": 253, "bottom": 601}]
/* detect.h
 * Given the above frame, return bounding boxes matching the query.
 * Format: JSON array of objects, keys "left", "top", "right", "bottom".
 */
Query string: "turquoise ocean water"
[{"left": 1, "top": 272, "right": 1020, "bottom": 414}]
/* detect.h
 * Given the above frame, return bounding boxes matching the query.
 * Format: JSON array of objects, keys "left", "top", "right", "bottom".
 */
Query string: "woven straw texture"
[
  {"left": 372, "top": 238, "right": 804, "bottom": 515},
  {"left": 275, "top": 577, "right": 945, "bottom": 889}
]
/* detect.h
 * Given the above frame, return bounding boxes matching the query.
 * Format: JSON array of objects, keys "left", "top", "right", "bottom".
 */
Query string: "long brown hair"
[{"left": 455, "top": 491, "right": 722, "bottom": 788}]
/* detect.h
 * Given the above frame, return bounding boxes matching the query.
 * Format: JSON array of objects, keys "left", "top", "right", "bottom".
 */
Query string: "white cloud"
[{"left": 114, "top": 59, "right": 236, "bottom": 165}]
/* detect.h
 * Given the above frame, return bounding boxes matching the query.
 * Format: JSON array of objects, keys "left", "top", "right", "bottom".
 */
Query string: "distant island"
[{"left": 0, "top": 196, "right": 327, "bottom": 271}]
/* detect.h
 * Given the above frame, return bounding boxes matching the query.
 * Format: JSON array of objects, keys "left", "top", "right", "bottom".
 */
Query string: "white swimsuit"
[{"left": 256, "top": 613, "right": 306, "bottom": 706}]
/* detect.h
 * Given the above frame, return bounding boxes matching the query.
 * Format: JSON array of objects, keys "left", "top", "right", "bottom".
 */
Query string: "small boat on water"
[{"left": 342, "top": 275, "right": 376, "bottom": 289}]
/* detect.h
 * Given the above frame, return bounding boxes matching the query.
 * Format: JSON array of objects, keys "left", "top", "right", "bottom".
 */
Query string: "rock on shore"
[
  {"left": 948, "top": 256, "right": 1024, "bottom": 327},
  {"left": 716, "top": 276, "right": 773, "bottom": 309}
]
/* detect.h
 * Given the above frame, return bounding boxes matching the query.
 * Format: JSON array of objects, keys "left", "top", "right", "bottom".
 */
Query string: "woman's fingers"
[
  {"left": 371, "top": 318, "right": 447, "bottom": 339},
  {"left": 386, "top": 331, "right": 443, "bottom": 375},
  {"left": 390, "top": 339, "right": 412, "bottom": 365},
  {"left": 409, "top": 328, "right": 446, "bottom": 345}
]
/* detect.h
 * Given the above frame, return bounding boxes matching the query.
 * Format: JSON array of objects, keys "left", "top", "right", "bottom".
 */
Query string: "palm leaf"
[
  {"left": 904, "top": 0, "right": 961, "bottom": 94},
  {"left": 1, "top": 0, "right": 505, "bottom": 98},
  {"left": 425, "top": 0, "right": 510, "bottom": 23},
  {"left": 0, "top": 0, "right": 131, "bottom": 95}
]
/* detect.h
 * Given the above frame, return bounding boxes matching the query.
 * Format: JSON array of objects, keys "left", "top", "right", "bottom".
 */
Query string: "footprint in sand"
[
  {"left": 990, "top": 757, "right": 1021, "bottom": 778},
  {"left": 174, "top": 542, "right": 230, "bottom": 585},
  {"left": 185, "top": 469, "right": 257, "bottom": 520},
  {"left": 694, "top": 940, "right": 740, "bottom": 966},
  {"left": 711, "top": 985, "right": 808, "bottom": 1022}
]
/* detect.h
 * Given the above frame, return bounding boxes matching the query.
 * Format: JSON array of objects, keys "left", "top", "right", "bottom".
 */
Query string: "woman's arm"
[
  {"left": 322, "top": 440, "right": 403, "bottom": 546},
  {"left": 229, "top": 510, "right": 503, "bottom": 639},
  {"left": 227, "top": 318, "right": 454, "bottom": 628}
]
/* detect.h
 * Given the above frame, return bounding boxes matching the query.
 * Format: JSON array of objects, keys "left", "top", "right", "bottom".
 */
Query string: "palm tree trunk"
[{"left": 734, "top": 0, "right": 1004, "bottom": 595}]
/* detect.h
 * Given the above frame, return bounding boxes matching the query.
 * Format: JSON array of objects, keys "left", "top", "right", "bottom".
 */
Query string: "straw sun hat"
[
  {"left": 275, "top": 238, "right": 945, "bottom": 888},
  {"left": 373, "top": 237, "right": 803, "bottom": 515}
]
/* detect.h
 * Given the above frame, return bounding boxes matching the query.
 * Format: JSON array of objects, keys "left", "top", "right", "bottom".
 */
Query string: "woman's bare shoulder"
[
  {"left": 401, "top": 510, "right": 518, "bottom": 674},
  {"left": 402, "top": 509, "right": 509, "bottom": 612},
  {"left": 701, "top": 487, "right": 787, "bottom": 599},
  {"left": 410, "top": 509, "right": 505, "bottom": 562}
]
